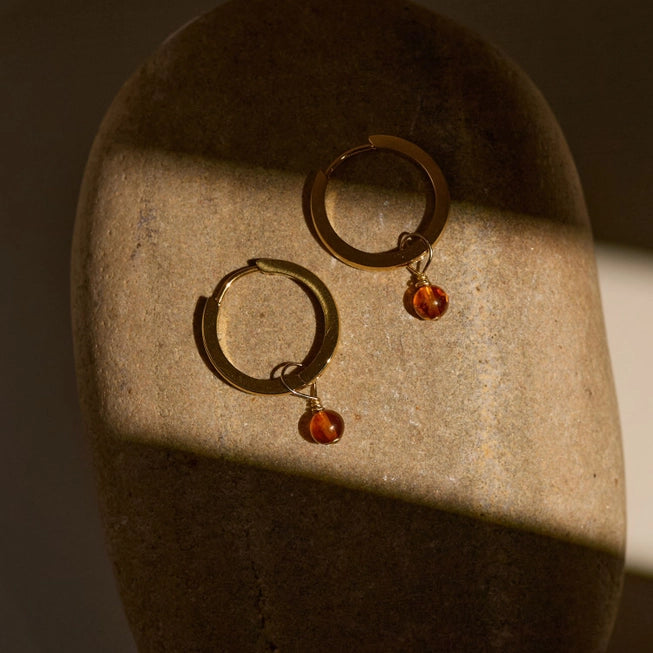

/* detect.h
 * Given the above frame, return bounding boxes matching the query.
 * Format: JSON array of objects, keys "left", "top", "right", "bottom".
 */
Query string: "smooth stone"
[{"left": 71, "top": 0, "right": 625, "bottom": 650}]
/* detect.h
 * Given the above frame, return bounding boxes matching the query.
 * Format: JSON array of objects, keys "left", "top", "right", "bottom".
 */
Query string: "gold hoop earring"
[
  {"left": 201, "top": 258, "right": 344, "bottom": 444},
  {"left": 310, "top": 134, "right": 450, "bottom": 320}
]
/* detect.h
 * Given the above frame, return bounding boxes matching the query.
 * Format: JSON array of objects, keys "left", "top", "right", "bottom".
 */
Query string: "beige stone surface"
[{"left": 72, "top": 0, "right": 625, "bottom": 650}]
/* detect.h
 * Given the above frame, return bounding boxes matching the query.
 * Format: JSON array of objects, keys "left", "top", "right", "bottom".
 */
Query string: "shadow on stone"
[
  {"left": 97, "top": 437, "right": 623, "bottom": 651},
  {"left": 106, "top": 0, "right": 587, "bottom": 225}
]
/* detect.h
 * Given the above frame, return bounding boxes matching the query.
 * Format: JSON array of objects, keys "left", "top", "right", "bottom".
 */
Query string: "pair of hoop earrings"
[{"left": 201, "top": 136, "right": 449, "bottom": 445}]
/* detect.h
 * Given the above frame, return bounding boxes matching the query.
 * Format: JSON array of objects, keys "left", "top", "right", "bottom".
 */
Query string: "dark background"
[{"left": 1, "top": 1, "right": 651, "bottom": 650}]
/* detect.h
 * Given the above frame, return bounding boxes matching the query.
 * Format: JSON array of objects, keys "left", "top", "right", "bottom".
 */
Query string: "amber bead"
[
  {"left": 412, "top": 284, "right": 448, "bottom": 320},
  {"left": 309, "top": 409, "right": 344, "bottom": 444}
]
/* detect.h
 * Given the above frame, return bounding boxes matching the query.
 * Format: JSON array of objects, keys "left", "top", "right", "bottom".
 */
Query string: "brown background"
[{"left": 1, "top": 0, "right": 651, "bottom": 650}]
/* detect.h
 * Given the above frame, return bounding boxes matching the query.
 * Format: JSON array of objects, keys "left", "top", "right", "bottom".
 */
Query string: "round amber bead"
[
  {"left": 412, "top": 284, "right": 448, "bottom": 320},
  {"left": 309, "top": 409, "right": 344, "bottom": 444}
]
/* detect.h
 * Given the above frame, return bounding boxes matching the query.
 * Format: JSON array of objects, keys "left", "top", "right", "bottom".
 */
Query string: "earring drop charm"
[
  {"left": 280, "top": 363, "right": 344, "bottom": 444},
  {"left": 201, "top": 258, "right": 343, "bottom": 445},
  {"left": 310, "top": 135, "right": 450, "bottom": 320},
  {"left": 399, "top": 232, "right": 449, "bottom": 321}
]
